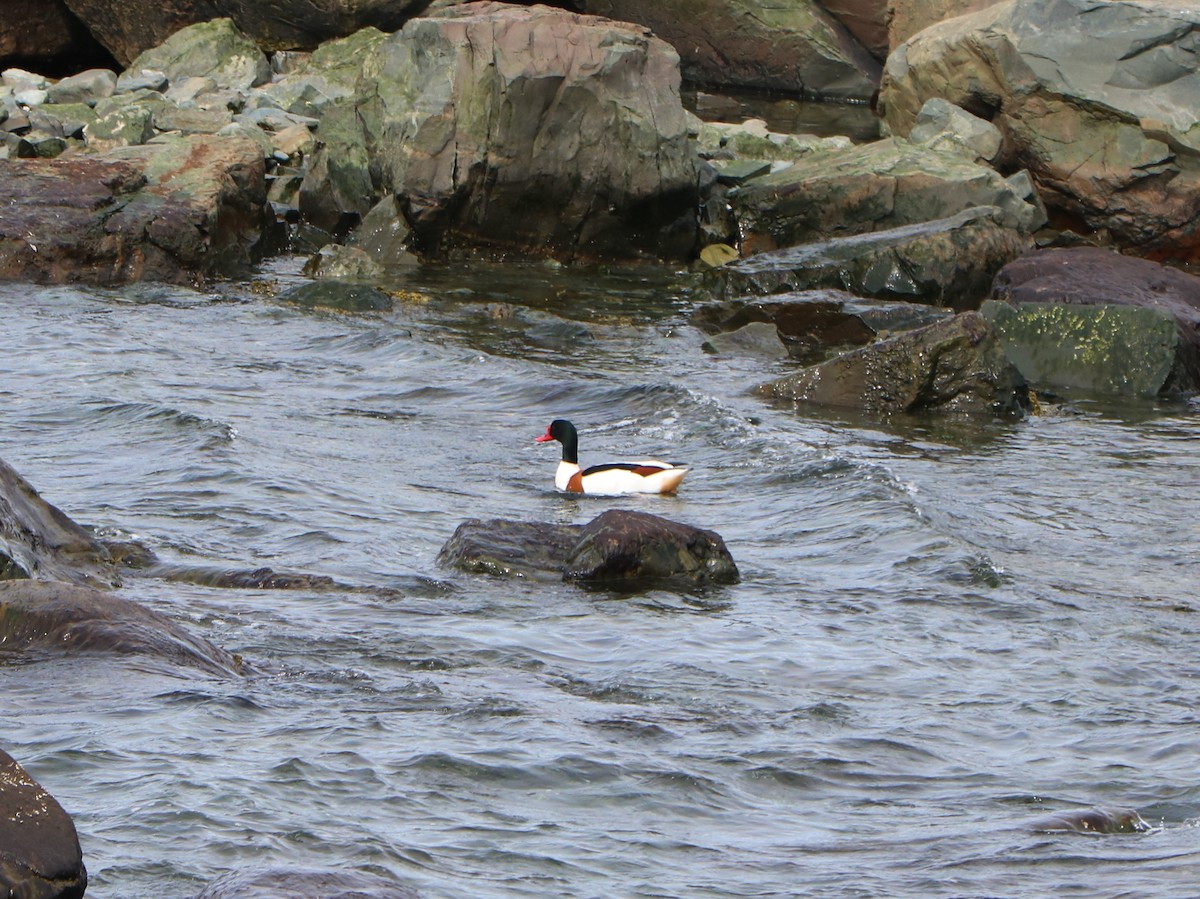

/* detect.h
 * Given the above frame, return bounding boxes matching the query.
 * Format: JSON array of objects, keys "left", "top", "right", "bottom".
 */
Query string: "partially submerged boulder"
[
  {"left": 438, "top": 511, "right": 738, "bottom": 591},
  {"left": 195, "top": 867, "right": 420, "bottom": 899},
  {"left": 1029, "top": 806, "right": 1153, "bottom": 835},
  {"left": 878, "top": 0, "right": 1200, "bottom": 262},
  {"left": 0, "top": 457, "right": 118, "bottom": 587},
  {"left": 760, "top": 310, "right": 1028, "bottom": 417},
  {"left": 357, "top": 2, "right": 700, "bottom": 260},
  {"left": 987, "top": 247, "right": 1200, "bottom": 395},
  {"left": 0, "top": 580, "right": 246, "bottom": 675},
  {"left": 0, "top": 749, "right": 87, "bottom": 899},
  {"left": 713, "top": 206, "right": 1032, "bottom": 310},
  {"left": 0, "top": 133, "right": 272, "bottom": 284},
  {"left": 694, "top": 288, "right": 951, "bottom": 362},
  {"left": 279, "top": 280, "right": 394, "bottom": 313}
]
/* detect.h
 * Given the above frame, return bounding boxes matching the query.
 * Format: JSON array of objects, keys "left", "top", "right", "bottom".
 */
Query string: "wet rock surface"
[
  {"left": 439, "top": 511, "right": 738, "bottom": 590},
  {"left": 760, "top": 310, "right": 1028, "bottom": 417},
  {"left": 1028, "top": 806, "right": 1154, "bottom": 835},
  {"left": 0, "top": 749, "right": 87, "bottom": 899}
]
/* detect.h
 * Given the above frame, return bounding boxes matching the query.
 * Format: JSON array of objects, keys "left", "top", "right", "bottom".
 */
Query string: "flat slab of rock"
[
  {"left": 760, "top": 310, "right": 1028, "bottom": 417},
  {"left": 0, "top": 749, "right": 87, "bottom": 899},
  {"left": 0, "top": 134, "right": 272, "bottom": 284},
  {"left": 713, "top": 206, "right": 1032, "bottom": 310},
  {"left": 990, "top": 247, "right": 1200, "bottom": 393},
  {"left": 438, "top": 510, "right": 738, "bottom": 591},
  {"left": 0, "top": 580, "right": 246, "bottom": 675}
]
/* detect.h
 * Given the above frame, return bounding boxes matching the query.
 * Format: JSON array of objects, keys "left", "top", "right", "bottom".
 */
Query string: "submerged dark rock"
[
  {"left": 439, "top": 511, "right": 738, "bottom": 591},
  {"left": 0, "top": 580, "right": 247, "bottom": 675},
  {"left": 0, "top": 749, "right": 87, "bottom": 899},
  {"left": 760, "top": 310, "right": 1028, "bottom": 417},
  {"left": 279, "top": 280, "right": 394, "bottom": 313},
  {"left": 194, "top": 867, "right": 420, "bottom": 899},
  {"left": 1029, "top": 807, "right": 1153, "bottom": 835}
]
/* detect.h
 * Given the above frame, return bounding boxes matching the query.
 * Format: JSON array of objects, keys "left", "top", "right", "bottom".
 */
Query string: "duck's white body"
[
  {"left": 554, "top": 459, "right": 688, "bottom": 496},
  {"left": 538, "top": 420, "right": 688, "bottom": 496}
]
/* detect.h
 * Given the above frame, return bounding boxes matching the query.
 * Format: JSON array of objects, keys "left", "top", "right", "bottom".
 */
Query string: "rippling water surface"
[{"left": 2, "top": 262, "right": 1199, "bottom": 898}]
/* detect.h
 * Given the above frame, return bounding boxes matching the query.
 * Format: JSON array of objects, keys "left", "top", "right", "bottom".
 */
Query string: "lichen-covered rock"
[
  {"left": 0, "top": 580, "right": 246, "bottom": 674},
  {"left": 0, "top": 749, "right": 87, "bottom": 899},
  {"left": 728, "top": 136, "right": 1043, "bottom": 255},
  {"left": 713, "top": 206, "right": 1032, "bottom": 310},
  {"left": 988, "top": 247, "right": 1200, "bottom": 394},
  {"left": 358, "top": 2, "right": 699, "bottom": 260},
  {"left": 122, "top": 18, "right": 270, "bottom": 92},
  {"left": 581, "top": 0, "right": 880, "bottom": 101},
  {"left": 878, "top": 0, "right": 1200, "bottom": 262},
  {"left": 0, "top": 133, "right": 272, "bottom": 284},
  {"left": 760, "top": 310, "right": 1028, "bottom": 417}
]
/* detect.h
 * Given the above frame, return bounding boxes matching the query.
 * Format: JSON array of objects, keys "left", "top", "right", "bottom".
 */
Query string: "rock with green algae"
[
  {"left": 982, "top": 301, "right": 1185, "bottom": 398},
  {"left": 123, "top": 18, "right": 270, "bottom": 92},
  {"left": 279, "top": 280, "right": 393, "bottom": 313}
]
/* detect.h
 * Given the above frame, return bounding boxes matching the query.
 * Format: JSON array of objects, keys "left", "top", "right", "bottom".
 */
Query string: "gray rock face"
[
  {"left": 581, "top": 0, "right": 881, "bottom": 101},
  {"left": 438, "top": 511, "right": 738, "bottom": 591},
  {"left": 988, "top": 247, "right": 1200, "bottom": 395},
  {"left": 729, "top": 136, "right": 1043, "bottom": 256},
  {"left": 760, "top": 310, "right": 1028, "bottom": 417},
  {"left": 714, "top": 206, "right": 1032, "bottom": 310},
  {"left": 0, "top": 749, "right": 87, "bottom": 899},
  {"left": 358, "top": 2, "right": 699, "bottom": 261},
  {"left": 878, "top": 0, "right": 1200, "bottom": 261}
]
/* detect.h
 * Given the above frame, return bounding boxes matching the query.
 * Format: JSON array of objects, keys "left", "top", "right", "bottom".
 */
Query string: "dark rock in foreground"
[
  {"left": 0, "top": 749, "right": 87, "bottom": 899},
  {"left": 438, "top": 510, "right": 738, "bottom": 591},
  {"left": 279, "top": 280, "right": 394, "bottom": 313},
  {"left": 760, "top": 310, "right": 1028, "bottom": 417},
  {"left": 990, "top": 248, "right": 1200, "bottom": 395},
  {"left": 195, "top": 866, "right": 420, "bottom": 899},
  {"left": 0, "top": 580, "right": 247, "bottom": 675},
  {"left": 563, "top": 510, "right": 738, "bottom": 589}
]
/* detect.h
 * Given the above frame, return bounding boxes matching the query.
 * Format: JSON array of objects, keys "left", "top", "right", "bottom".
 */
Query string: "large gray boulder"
[
  {"left": 760, "top": 310, "right": 1028, "bottom": 417},
  {"left": 63, "top": 0, "right": 425, "bottom": 66},
  {"left": 355, "top": 2, "right": 700, "bottom": 261},
  {"left": 728, "top": 136, "right": 1043, "bottom": 256},
  {"left": 713, "top": 206, "right": 1032, "bottom": 310},
  {"left": 0, "top": 749, "right": 86, "bottom": 899},
  {"left": 0, "top": 133, "right": 272, "bottom": 284},
  {"left": 878, "top": 0, "right": 1200, "bottom": 262},
  {"left": 581, "top": 0, "right": 881, "bottom": 101},
  {"left": 122, "top": 18, "right": 270, "bottom": 93}
]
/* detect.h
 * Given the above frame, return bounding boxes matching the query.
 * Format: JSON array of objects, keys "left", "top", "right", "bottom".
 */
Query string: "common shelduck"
[{"left": 535, "top": 419, "right": 688, "bottom": 495}]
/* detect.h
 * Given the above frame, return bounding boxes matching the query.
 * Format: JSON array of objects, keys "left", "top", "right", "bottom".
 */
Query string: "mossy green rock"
[
  {"left": 126, "top": 18, "right": 270, "bottom": 92},
  {"left": 279, "top": 280, "right": 393, "bottom": 313},
  {"left": 981, "top": 301, "right": 1183, "bottom": 398}
]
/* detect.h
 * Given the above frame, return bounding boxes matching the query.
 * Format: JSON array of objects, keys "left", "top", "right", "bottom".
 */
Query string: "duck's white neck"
[{"left": 555, "top": 461, "right": 580, "bottom": 492}]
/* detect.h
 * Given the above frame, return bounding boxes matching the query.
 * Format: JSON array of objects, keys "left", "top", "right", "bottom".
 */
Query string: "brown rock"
[{"left": 0, "top": 749, "right": 86, "bottom": 899}]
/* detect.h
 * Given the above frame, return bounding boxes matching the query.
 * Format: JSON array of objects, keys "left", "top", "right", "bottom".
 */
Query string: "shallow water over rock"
[{"left": 1, "top": 261, "right": 1199, "bottom": 897}]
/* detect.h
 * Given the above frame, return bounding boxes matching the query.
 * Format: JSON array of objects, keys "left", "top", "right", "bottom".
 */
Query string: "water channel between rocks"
[{"left": 1, "top": 260, "right": 1199, "bottom": 898}]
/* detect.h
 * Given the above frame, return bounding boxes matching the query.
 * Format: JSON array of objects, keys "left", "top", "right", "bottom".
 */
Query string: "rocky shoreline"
[{"left": 2, "top": 1, "right": 1196, "bottom": 895}]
